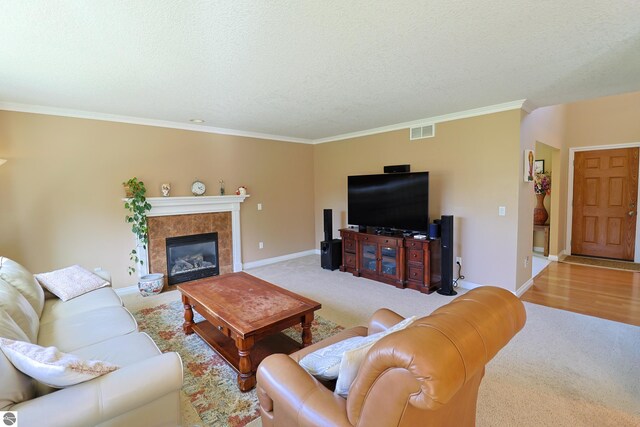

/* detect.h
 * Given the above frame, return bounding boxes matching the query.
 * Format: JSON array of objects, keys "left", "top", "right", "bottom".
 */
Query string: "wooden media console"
[{"left": 339, "top": 228, "right": 442, "bottom": 293}]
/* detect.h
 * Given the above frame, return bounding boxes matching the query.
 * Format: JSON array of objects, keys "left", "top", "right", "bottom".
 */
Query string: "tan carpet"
[
  {"left": 123, "top": 255, "right": 640, "bottom": 426},
  {"left": 561, "top": 255, "right": 640, "bottom": 272}
]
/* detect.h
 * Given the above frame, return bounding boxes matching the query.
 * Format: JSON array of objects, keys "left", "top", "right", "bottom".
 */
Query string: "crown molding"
[
  {"left": 0, "top": 102, "right": 313, "bottom": 144},
  {"left": 312, "top": 99, "right": 530, "bottom": 144},
  {"left": 521, "top": 99, "right": 538, "bottom": 113},
  {"left": 1, "top": 99, "right": 533, "bottom": 145}
]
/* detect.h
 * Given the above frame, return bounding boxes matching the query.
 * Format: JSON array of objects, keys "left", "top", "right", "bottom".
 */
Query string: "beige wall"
[
  {"left": 565, "top": 91, "right": 640, "bottom": 149},
  {"left": 520, "top": 105, "right": 567, "bottom": 264},
  {"left": 313, "top": 110, "right": 523, "bottom": 291},
  {"left": 3, "top": 92, "right": 634, "bottom": 293},
  {"left": 0, "top": 111, "right": 316, "bottom": 288}
]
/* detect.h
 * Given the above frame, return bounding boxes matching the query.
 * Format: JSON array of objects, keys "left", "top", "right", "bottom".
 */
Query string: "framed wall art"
[{"left": 524, "top": 149, "right": 534, "bottom": 182}]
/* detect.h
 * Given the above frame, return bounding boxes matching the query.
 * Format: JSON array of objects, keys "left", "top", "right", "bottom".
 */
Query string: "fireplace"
[{"left": 166, "top": 232, "right": 219, "bottom": 285}]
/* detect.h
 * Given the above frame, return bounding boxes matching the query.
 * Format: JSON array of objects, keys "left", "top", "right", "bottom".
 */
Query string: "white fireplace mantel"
[
  {"left": 131, "top": 195, "right": 249, "bottom": 276},
  {"left": 145, "top": 195, "right": 249, "bottom": 217}
]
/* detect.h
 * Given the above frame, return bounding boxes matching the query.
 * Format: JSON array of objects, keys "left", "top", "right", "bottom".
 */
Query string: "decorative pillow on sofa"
[
  {"left": 0, "top": 337, "right": 119, "bottom": 388},
  {"left": 299, "top": 315, "right": 416, "bottom": 381},
  {"left": 334, "top": 315, "right": 417, "bottom": 397},
  {"left": 35, "top": 265, "right": 109, "bottom": 302}
]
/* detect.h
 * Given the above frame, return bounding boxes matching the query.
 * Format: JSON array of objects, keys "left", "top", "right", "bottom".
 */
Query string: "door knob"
[{"left": 629, "top": 211, "right": 636, "bottom": 216}]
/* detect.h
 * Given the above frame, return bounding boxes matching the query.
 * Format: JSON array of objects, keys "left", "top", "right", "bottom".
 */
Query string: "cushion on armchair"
[
  {"left": 299, "top": 315, "right": 416, "bottom": 381},
  {"left": 298, "top": 335, "right": 366, "bottom": 380},
  {"left": 334, "top": 315, "right": 416, "bottom": 396}
]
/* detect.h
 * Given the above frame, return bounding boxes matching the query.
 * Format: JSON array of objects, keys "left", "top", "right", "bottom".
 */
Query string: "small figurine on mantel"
[
  {"left": 236, "top": 186, "right": 247, "bottom": 196},
  {"left": 161, "top": 183, "right": 171, "bottom": 197},
  {"left": 219, "top": 180, "right": 225, "bottom": 195}
]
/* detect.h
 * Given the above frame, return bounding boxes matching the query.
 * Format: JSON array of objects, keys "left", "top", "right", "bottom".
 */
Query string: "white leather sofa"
[{"left": 0, "top": 256, "right": 183, "bottom": 427}]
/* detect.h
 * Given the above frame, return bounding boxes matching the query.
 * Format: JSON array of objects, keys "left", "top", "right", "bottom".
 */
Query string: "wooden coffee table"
[{"left": 177, "top": 272, "right": 321, "bottom": 392}]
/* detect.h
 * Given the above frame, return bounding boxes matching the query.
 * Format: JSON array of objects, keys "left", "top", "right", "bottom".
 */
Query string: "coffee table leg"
[
  {"left": 182, "top": 295, "right": 194, "bottom": 335},
  {"left": 236, "top": 336, "right": 256, "bottom": 392},
  {"left": 301, "top": 313, "right": 313, "bottom": 347}
]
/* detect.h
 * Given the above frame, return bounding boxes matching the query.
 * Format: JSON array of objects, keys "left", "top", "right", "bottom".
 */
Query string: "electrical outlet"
[
  {"left": 456, "top": 257, "right": 462, "bottom": 265},
  {"left": 259, "top": 242, "right": 264, "bottom": 249},
  {"left": 524, "top": 256, "right": 529, "bottom": 268},
  {"left": 257, "top": 203, "right": 262, "bottom": 211}
]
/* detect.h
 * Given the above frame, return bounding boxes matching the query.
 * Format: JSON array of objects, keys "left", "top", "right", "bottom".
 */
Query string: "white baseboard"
[
  {"left": 243, "top": 249, "right": 318, "bottom": 270},
  {"left": 114, "top": 285, "right": 139, "bottom": 297},
  {"left": 516, "top": 278, "right": 535, "bottom": 297},
  {"left": 454, "top": 278, "right": 482, "bottom": 291},
  {"left": 455, "top": 279, "right": 524, "bottom": 296},
  {"left": 453, "top": 279, "right": 523, "bottom": 296},
  {"left": 548, "top": 249, "right": 567, "bottom": 262}
]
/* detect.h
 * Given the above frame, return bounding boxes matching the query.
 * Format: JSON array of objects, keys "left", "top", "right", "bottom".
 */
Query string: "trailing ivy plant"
[{"left": 123, "top": 177, "right": 152, "bottom": 275}]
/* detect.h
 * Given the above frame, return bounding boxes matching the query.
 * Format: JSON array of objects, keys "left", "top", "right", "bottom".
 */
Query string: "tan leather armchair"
[{"left": 256, "top": 286, "right": 526, "bottom": 427}]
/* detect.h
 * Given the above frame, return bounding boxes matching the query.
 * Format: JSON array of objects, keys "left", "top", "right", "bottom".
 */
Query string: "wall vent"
[{"left": 410, "top": 124, "right": 435, "bottom": 140}]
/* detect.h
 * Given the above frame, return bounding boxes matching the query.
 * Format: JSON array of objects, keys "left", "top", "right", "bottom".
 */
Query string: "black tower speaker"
[
  {"left": 323, "top": 209, "right": 333, "bottom": 242},
  {"left": 321, "top": 240, "right": 342, "bottom": 270},
  {"left": 437, "top": 215, "right": 457, "bottom": 296},
  {"left": 321, "top": 209, "right": 341, "bottom": 270}
]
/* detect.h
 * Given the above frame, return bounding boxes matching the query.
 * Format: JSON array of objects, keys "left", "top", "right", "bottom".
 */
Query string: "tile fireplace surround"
[{"left": 134, "top": 195, "right": 249, "bottom": 287}]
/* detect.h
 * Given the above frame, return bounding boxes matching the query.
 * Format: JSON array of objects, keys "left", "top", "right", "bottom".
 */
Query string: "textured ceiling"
[{"left": 1, "top": 1, "right": 639, "bottom": 142}]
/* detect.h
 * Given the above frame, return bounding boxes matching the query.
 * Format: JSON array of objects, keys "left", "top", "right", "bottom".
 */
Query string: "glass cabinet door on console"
[
  {"left": 352, "top": 232, "right": 404, "bottom": 288},
  {"left": 360, "top": 242, "right": 377, "bottom": 273},
  {"left": 379, "top": 245, "right": 397, "bottom": 278}
]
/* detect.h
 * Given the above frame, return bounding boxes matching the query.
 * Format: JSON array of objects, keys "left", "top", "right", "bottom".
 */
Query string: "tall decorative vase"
[{"left": 534, "top": 193, "right": 548, "bottom": 225}]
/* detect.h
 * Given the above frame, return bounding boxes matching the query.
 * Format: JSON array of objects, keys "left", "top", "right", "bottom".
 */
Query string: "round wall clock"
[{"left": 191, "top": 180, "right": 206, "bottom": 196}]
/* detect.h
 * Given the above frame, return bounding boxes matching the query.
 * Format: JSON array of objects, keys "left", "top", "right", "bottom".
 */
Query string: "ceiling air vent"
[{"left": 410, "top": 124, "right": 435, "bottom": 140}]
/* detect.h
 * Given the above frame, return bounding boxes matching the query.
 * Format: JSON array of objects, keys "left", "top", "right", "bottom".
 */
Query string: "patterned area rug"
[
  {"left": 560, "top": 255, "right": 640, "bottom": 272},
  {"left": 132, "top": 300, "right": 342, "bottom": 427}
]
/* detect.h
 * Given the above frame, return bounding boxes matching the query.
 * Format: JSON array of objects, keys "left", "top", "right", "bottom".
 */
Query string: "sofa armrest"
[
  {"left": 11, "top": 352, "right": 182, "bottom": 427},
  {"left": 257, "top": 353, "right": 351, "bottom": 427},
  {"left": 367, "top": 308, "right": 404, "bottom": 335}
]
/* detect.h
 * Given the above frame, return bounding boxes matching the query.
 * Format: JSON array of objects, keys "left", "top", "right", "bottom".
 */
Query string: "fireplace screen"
[{"left": 166, "top": 232, "right": 219, "bottom": 285}]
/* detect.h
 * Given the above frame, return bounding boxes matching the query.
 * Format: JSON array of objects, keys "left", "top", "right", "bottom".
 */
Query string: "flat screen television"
[{"left": 348, "top": 172, "right": 429, "bottom": 232}]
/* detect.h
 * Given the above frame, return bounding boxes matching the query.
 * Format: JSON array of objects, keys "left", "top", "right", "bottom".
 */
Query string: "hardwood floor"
[{"left": 522, "top": 261, "right": 640, "bottom": 327}]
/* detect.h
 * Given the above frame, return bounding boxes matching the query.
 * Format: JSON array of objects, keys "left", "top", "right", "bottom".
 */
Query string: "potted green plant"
[{"left": 123, "top": 177, "right": 152, "bottom": 275}]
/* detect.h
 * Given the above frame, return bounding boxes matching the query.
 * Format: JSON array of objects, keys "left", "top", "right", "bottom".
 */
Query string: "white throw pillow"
[
  {"left": 35, "top": 265, "right": 109, "bottom": 301},
  {"left": 0, "top": 338, "right": 119, "bottom": 388},
  {"left": 334, "top": 315, "right": 416, "bottom": 397},
  {"left": 299, "top": 315, "right": 416, "bottom": 382},
  {"left": 299, "top": 336, "right": 366, "bottom": 380}
]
